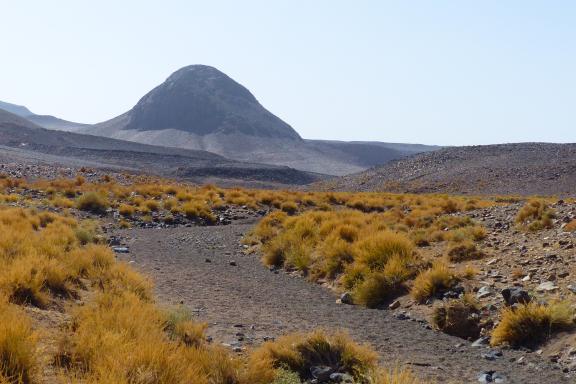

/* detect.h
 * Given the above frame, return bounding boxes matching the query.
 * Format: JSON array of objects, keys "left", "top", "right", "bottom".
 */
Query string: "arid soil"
[
  {"left": 114, "top": 219, "right": 572, "bottom": 384},
  {"left": 317, "top": 143, "right": 576, "bottom": 196}
]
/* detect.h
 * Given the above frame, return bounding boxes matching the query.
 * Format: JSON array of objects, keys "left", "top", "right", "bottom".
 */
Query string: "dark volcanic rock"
[{"left": 124, "top": 65, "right": 302, "bottom": 140}]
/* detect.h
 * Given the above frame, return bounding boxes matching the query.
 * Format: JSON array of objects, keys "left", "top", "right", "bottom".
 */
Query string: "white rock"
[{"left": 536, "top": 281, "right": 558, "bottom": 292}]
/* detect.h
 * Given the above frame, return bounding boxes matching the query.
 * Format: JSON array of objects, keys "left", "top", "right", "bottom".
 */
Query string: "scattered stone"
[
  {"left": 229, "top": 260, "right": 237, "bottom": 266},
  {"left": 310, "top": 366, "right": 334, "bottom": 382},
  {"left": 536, "top": 281, "right": 559, "bottom": 292},
  {"left": 107, "top": 235, "right": 122, "bottom": 246},
  {"left": 471, "top": 336, "right": 490, "bottom": 347},
  {"left": 340, "top": 292, "right": 353, "bottom": 305},
  {"left": 501, "top": 287, "right": 531, "bottom": 306},
  {"left": 389, "top": 300, "right": 401, "bottom": 310},
  {"left": 112, "top": 246, "right": 129, "bottom": 253},
  {"left": 205, "top": 258, "right": 211, "bottom": 263},
  {"left": 478, "top": 371, "right": 506, "bottom": 383},
  {"left": 395, "top": 312, "right": 410, "bottom": 320},
  {"left": 482, "top": 349, "right": 503, "bottom": 361},
  {"left": 476, "top": 286, "right": 494, "bottom": 299},
  {"left": 521, "top": 274, "right": 531, "bottom": 282}
]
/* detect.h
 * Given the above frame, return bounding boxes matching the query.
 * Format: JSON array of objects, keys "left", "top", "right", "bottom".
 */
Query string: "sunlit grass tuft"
[{"left": 491, "top": 302, "right": 573, "bottom": 347}]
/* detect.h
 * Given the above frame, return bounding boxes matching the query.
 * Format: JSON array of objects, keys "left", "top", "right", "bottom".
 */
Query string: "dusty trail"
[{"left": 116, "top": 222, "right": 570, "bottom": 383}]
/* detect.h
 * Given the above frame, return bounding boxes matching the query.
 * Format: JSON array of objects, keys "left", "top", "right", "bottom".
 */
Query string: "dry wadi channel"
[{"left": 113, "top": 217, "right": 571, "bottom": 384}]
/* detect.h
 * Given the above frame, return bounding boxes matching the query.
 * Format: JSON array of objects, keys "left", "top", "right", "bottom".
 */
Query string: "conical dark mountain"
[
  {"left": 84, "top": 65, "right": 436, "bottom": 175},
  {"left": 122, "top": 65, "right": 301, "bottom": 139}
]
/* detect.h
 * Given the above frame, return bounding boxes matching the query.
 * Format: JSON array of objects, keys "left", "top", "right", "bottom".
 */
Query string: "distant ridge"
[
  {"left": 316, "top": 143, "right": 576, "bottom": 196},
  {"left": 0, "top": 108, "right": 325, "bottom": 186},
  {"left": 0, "top": 100, "right": 86, "bottom": 132},
  {"left": 0, "top": 100, "right": 33, "bottom": 117},
  {"left": 80, "top": 65, "right": 436, "bottom": 175}
]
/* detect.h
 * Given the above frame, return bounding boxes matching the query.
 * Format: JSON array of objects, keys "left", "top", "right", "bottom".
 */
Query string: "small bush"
[
  {"left": 163, "top": 198, "right": 178, "bottom": 211},
  {"left": 431, "top": 295, "right": 480, "bottom": 339},
  {"left": 272, "top": 368, "right": 302, "bottom": 384},
  {"left": 52, "top": 196, "right": 75, "bottom": 208},
  {"left": 245, "top": 330, "right": 378, "bottom": 384},
  {"left": 491, "top": 302, "right": 573, "bottom": 347},
  {"left": 355, "top": 233, "right": 413, "bottom": 272},
  {"left": 280, "top": 201, "right": 298, "bottom": 215},
  {"left": 320, "top": 239, "right": 355, "bottom": 278},
  {"left": 461, "top": 264, "right": 478, "bottom": 279},
  {"left": 0, "top": 300, "right": 37, "bottom": 383},
  {"left": 411, "top": 263, "right": 457, "bottom": 303},
  {"left": 118, "top": 204, "right": 135, "bottom": 217},
  {"left": 76, "top": 192, "right": 109, "bottom": 214},
  {"left": 564, "top": 219, "right": 576, "bottom": 232},
  {"left": 182, "top": 202, "right": 216, "bottom": 224},
  {"left": 143, "top": 200, "right": 160, "bottom": 212},
  {"left": 353, "top": 271, "right": 401, "bottom": 308},
  {"left": 447, "top": 241, "right": 484, "bottom": 262},
  {"left": 370, "top": 367, "right": 424, "bottom": 384},
  {"left": 515, "top": 200, "right": 555, "bottom": 231},
  {"left": 164, "top": 306, "right": 207, "bottom": 347}
]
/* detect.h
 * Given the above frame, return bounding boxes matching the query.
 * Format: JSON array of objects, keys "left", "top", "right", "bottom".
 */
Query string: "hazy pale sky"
[{"left": 1, "top": 1, "right": 574, "bottom": 145}]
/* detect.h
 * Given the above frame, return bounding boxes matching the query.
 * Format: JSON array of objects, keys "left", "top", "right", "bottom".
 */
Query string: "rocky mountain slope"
[
  {"left": 0, "top": 100, "right": 87, "bottom": 132},
  {"left": 78, "top": 65, "right": 436, "bottom": 175},
  {"left": 318, "top": 143, "right": 576, "bottom": 196},
  {"left": 0, "top": 109, "right": 324, "bottom": 185}
]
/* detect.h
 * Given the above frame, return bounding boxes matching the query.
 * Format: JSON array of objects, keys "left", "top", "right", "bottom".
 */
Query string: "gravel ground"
[{"left": 115, "top": 221, "right": 571, "bottom": 383}]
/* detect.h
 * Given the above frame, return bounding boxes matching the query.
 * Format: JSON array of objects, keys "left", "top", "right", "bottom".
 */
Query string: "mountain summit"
[
  {"left": 79, "top": 65, "right": 437, "bottom": 175},
  {"left": 92, "top": 65, "right": 301, "bottom": 141}
]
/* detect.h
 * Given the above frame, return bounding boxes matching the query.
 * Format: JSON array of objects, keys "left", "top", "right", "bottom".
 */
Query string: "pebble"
[
  {"left": 310, "top": 366, "right": 334, "bottom": 381},
  {"left": 339, "top": 292, "right": 353, "bottom": 305},
  {"left": 471, "top": 337, "right": 490, "bottom": 347},
  {"left": 476, "top": 286, "right": 494, "bottom": 299},
  {"left": 536, "top": 281, "right": 559, "bottom": 292},
  {"left": 501, "top": 287, "right": 531, "bottom": 306},
  {"left": 478, "top": 371, "right": 506, "bottom": 383},
  {"left": 482, "top": 349, "right": 503, "bottom": 361}
]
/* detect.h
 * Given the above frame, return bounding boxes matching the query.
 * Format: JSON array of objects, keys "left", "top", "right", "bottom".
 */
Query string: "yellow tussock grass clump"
[
  {"left": 245, "top": 330, "right": 378, "bottom": 384},
  {"left": 491, "top": 302, "right": 573, "bottom": 347},
  {"left": 411, "top": 263, "right": 457, "bottom": 303}
]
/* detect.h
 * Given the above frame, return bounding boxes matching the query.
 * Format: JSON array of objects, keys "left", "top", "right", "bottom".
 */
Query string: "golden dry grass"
[
  {"left": 446, "top": 241, "right": 484, "bottom": 262},
  {"left": 0, "top": 175, "right": 509, "bottom": 381},
  {"left": 515, "top": 199, "right": 555, "bottom": 231},
  {"left": 431, "top": 294, "right": 480, "bottom": 339},
  {"left": 564, "top": 219, "right": 576, "bottom": 232},
  {"left": 0, "top": 193, "right": 414, "bottom": 384},
  {"left": 0, "top": 298, "right": 37, "bottom": 383},
  {"left": 491, "top": 302, "right": 573, "bottom": 347},
  {"left": 370, "top": 366, "right": 428, "bottom": 384},
  {"left": 245, "top": 330, "right": 378, "bottom": 384},
  {"left": 76, "top": 192, "right": 109, "bottom": 213},
  {"left": 410, "top": 263, "right": 457, "bottom": 304}
]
